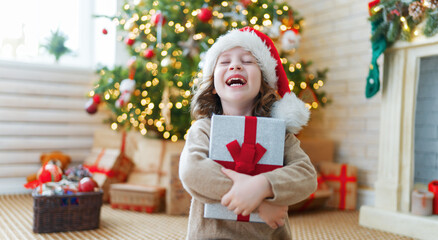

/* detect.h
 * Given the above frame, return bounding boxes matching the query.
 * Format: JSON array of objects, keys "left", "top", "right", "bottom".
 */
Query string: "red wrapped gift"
[
  {"left": 204, "top": 115, "right": 285, "bottom": 222},
  {"left": 319, "top": 162, "right": 357, "bottom": 210}
]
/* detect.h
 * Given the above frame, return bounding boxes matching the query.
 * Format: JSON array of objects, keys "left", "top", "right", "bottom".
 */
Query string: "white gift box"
[{"left": 204, "top": 115, "right": 285, "bottom": 222}]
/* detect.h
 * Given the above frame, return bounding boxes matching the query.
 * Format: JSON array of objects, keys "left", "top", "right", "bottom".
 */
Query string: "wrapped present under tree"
[
  {"left": 84, "top": 132, "right": 134, "bottom": 202},
  {"left": 319, "top": 162, "right": 357, "bottom": 210},
  {"left": 109, "top": 183, "right": 165, "bottom": 213}
]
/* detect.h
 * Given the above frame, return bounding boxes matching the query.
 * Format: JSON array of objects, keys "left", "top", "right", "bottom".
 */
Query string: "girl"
[{"left": 179, "top": 27, "right": 317, "bottom": 240}]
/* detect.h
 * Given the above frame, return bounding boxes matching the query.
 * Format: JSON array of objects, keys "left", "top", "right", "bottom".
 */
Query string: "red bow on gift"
[{"left": 226, "top": 116, "right": 266, "bottom": 175}]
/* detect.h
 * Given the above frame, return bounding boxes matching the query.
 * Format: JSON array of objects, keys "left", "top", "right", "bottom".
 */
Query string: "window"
[{"left": 0, "top": 0, "right": 117, "bottom": 68}]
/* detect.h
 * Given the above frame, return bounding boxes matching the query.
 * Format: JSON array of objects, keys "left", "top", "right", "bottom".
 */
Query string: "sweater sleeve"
[
  {"left": 262, "top": 133, "right": 317, "bottom": 206},
  {"left": 179, "top": 119, "right": 233, "bottom": 204}
]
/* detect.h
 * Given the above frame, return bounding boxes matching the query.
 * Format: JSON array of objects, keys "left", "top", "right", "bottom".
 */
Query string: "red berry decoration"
[
  {"left": 198, "top": 8, "right": 212, "bottom": 23},
  {"left": 78, "top": 177, "right": 98, "bottom": 192},
  {"left": 102, "top": 28, "right": 108, "bottom": 35},
  {"left": 125, "top": 37, "right": 135, "bottom": 46},
  {"left": 143, "top": 49, "right": 155, "bottom": 59},
  {"left": 151, "top": 12, "right": 166, "bottom": 26},
  {"left": 85, "top": 98, "right": 98, "bottom": 114},
  {"left": 92, "top": 94, "right": 101, "bottom": 104}
]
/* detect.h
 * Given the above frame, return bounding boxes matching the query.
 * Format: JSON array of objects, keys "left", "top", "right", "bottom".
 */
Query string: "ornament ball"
[
  {"left": 92, "top": 94, "right": 101, "bottom": 104},
  {"left": 85, "top": 98, "right": 98, "bottom": 114},
  {"left": 143, "top": 49, "right": 155, "bottom": 59},
  {"left": 198, "top": 8, "right": 212, "bottom": 23},
  {"left": 125, "top": 37, "right": 135, "bottom": 46}
]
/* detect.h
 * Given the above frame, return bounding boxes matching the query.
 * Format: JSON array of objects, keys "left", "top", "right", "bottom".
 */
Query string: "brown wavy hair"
[{"left": 191, "top": 75, "right": 280, "bottom": 120}]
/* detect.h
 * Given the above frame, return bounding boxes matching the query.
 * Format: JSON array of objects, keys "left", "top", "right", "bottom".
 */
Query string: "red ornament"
[
  {"left": 37, "top": 162, "right": 63, "bottom": 184},
  {"left": 85, "top": 98, "right": 98, "bottom": 114},
  {"left": 198, "top": 8, "right": 212, "bottom": 23},
  {"left": 241, "top": 0, "right": 252, "bottom": 7},
  {"left": 143, "top": 48, "right": 155, "bottom": 59},
  {"left": 92, "top": 94, "right": 101, "bottom": 104},
  {"left": 125, "top": 37, "right": 135, "bottom": 46},
  {"left": 78, "top": 177, "right": 98, "bottom": 192},
  {"left": 151, "top": 12, "right": 166, "bottom": 26},
  {"left": 102, "top": 28, "right": 108, "bottom": 35}
]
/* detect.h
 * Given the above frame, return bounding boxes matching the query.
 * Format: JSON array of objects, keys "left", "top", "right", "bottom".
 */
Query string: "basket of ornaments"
[{"left": 25, "top": 161, "right": 103, "bottom": 233}]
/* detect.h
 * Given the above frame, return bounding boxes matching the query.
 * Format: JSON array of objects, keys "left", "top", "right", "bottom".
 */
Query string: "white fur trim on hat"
[
  {"left": 271, "top": 92, "right": 310, "bottom": 134},
  {"left": 202, "top": 29, "right": 278, "bottom": 89}
]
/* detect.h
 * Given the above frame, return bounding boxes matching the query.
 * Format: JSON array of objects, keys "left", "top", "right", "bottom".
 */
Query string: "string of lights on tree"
[
  {"left": 86, "top": 0, "right": 329, "bottom": 141},
  {"left": 366, "top": 0, "right": 438, "bottom": 98}
]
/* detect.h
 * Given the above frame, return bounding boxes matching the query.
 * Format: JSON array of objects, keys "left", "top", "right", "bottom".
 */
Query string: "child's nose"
[{"left": 229, "top": 63, "right": 242, "bottom": 70}]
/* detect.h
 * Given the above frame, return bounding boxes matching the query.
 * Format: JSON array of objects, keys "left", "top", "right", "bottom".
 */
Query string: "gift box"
[
  {"left": 109, "top": 183, "right": 165, "bottom": 213},
  {"left": 204, "top": 115, "right": 285, "bottom": 222},
  {"left": 126, "top": 133, "right": 188, "bottom": 215},
  {"left": 167, "top": 154, "right": 191, "bottom": 215},
  {"left": 83, "top": 147, "right": 134, "bottom": 202},
  {"left": 288, "top": 173, "right": 332, "bottom": 211},
  {"left": 127, "top": 135, "right": 185, "bottom": 187},
  {"left": 319, "top": 162, "right": 357, "bottom": 210}
]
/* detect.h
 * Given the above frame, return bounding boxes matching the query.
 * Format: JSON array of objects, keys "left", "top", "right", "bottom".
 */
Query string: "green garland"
[{"left": 366, "top": 0, "right": 438, "bottom": 98}]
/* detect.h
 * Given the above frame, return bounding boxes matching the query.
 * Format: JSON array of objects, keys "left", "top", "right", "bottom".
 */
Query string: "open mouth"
[{"left": 226, "top": 77, "right": 247, "bottom": 87}]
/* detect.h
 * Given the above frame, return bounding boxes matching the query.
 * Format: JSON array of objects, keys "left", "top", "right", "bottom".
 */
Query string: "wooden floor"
[{"left": 0, "top": 194, "right": 414, "bottom": 240}]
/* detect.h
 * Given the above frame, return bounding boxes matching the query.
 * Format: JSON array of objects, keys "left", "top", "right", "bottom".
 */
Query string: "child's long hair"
[{"left": 191, "top": 75, "right": 280, "bottom": 120}]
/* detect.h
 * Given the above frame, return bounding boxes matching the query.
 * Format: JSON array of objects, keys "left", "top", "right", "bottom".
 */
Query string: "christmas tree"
[{"left": 87, "top": 0, "right": 328, "bottom": 141}]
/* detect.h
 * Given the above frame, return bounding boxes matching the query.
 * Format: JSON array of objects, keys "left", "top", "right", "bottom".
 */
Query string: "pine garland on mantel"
[{"left": 366, "top": 0, "right": 438, "bottom": 98}]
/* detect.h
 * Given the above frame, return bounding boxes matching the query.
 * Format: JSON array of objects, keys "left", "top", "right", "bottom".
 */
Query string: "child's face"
[{"left": 213, "top": 47, "right": 262, "bottom": 112}]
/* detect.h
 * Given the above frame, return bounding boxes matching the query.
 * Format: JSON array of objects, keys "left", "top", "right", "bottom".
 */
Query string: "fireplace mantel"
[{"left": 359, "top": 34, "right": 438, "bottom": 239}]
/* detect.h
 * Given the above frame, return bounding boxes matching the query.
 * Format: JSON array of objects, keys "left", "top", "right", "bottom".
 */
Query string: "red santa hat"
[{"left": 202, "top": 27, "right": 310, "bottom": 134}]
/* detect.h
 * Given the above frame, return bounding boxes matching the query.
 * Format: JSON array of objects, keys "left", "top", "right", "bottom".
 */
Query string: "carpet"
[{"left": 0, "top": 194, "right": 413, "bottom": 240}]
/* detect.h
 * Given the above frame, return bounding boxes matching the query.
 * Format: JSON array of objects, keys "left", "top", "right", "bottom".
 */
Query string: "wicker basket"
[{"left": 32, "top": 191, "right": 103, "bottom": 233}]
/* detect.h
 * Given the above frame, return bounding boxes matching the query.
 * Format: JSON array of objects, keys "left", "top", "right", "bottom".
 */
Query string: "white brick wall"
[{"left": 289, "top": 0, "right": 380, "bottom": 191}]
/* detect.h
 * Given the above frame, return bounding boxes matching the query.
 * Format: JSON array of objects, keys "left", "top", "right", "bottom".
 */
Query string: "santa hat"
[{"left": 202, "top": 27, "right": 310, "bottom": 134}]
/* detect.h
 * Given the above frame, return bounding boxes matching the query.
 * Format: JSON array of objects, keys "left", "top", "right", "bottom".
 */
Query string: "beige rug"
[{"left": 0, "top": 194, "right": 413, "bottom": 240}]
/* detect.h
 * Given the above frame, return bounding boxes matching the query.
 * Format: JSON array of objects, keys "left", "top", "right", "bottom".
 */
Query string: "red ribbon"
[
  {"left": 213, "top": 116, "right": 282, "bottom": 221},
  {"left": 84, "top": 131, "right": 130, "bottom": 180},
  {"left": 84, "top": 148, "right": 116, "bottom": 178},
  {"left": 322, "top": 164, "right": 356, "bottom": 210}
]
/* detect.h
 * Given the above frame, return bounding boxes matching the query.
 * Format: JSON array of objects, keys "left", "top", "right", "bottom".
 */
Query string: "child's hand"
[
  {"left": 220, "top": 168, "right": 273, "bottom": 216},
  {"left": 258, "top": 201, "right": 288, "bottom": 229}
]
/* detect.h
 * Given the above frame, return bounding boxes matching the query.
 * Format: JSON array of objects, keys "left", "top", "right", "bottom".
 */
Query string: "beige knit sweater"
[{"left": 179, "top": 118, "right": 317, "bottom": 240}]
